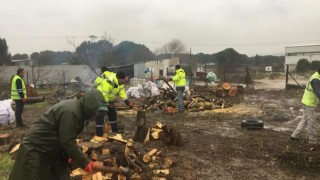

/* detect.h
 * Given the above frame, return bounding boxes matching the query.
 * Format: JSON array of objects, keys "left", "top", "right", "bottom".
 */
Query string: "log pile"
[
  {"left": 8, "top": 111, "right": 179, "bottom": 179},
  {"left": 68, "top": 122, "right": 178, "bottom": 179},
  {"left": 143, "top": 83, "right": 243, "bottom": 113}
]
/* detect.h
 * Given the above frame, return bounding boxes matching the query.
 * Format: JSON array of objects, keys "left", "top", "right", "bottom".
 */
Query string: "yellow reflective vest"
[
  {"left": 94, "top": 71, "right": 112, "bottom": 88},
  {"left": 301, "top": 72, "right": 320, "bottom": 107},
  {"left": 11, "top": 75, "right": 27, "bottom": 100},
  {"left": 172, "top": 68, "right": 186, "bottom": 87},
  {"left": 96, "top": 72, "right": 127, "bottom": 103}
]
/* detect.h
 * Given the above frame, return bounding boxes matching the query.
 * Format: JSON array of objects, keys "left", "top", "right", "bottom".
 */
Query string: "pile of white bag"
[
  {"left": 126, "top": 81, "right": 160, "bottom": 98},
  {"left": 0, "top": 99, "right": 15, "bottom": 126}
]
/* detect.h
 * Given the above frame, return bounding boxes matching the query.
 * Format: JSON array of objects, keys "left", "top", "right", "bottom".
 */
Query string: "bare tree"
[
  {"left": 31, "top": 64, "right": 44, "bottom": 91},
  {"left": 30, "top": 52, "right": 44, "bottom": 90},
  {"left": 162, "top": 39, "right": 187, "bottom": 55},
  {"left": 101, "top": 32, "right": 115, "bottom": 44},
  {"left": 66, "top": 36, "right": 99, "bottom": 76}
]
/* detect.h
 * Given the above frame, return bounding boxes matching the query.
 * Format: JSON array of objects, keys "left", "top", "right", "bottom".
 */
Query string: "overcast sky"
[{"left": 1, "top": 0, "right": 320, "bottom": 57}]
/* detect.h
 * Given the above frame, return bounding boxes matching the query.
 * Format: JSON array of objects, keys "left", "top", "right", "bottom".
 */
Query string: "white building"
[
  {"left": 285, "top": 44, "right": 320, "bottom": 71},
  {"left": 144, "top": 57, "right": 179, "bottom": 80}
]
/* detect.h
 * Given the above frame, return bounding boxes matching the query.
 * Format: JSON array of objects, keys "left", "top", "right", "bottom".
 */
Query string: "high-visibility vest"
[
  {"left": 96, "top": 72, "right": 127, "bottom": 103},
  {"left": 172, "top": 68, "right": 186, "bottom": 87},
  {"left": 11, "top": 75, "right": 27, "bottom": 100},
  {"left": 301, "top": 72, "right": 320, "bottom": 107}
]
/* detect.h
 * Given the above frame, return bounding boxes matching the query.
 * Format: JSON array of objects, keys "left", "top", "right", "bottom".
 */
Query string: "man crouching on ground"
[{"left": 9, "top": 89, "right": 106, "bottom": 180}]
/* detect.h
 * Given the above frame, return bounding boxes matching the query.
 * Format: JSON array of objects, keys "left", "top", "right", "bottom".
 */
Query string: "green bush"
[
  {"left": 0, "top": 154, "right": 14, "bottom": 180},
  {"left": 310, "top": 60, "right": 320, "bottom": 71},
  {"left": 296, "top": 59, "right": 310, "bottom": 73}
]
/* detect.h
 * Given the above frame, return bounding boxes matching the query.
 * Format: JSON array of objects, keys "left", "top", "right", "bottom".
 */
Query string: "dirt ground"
[{"left": 2, "top": 78, "right": 320, "bottom": 179}]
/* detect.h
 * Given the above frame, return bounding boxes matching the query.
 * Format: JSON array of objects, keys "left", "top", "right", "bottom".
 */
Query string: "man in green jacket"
[{"left": 9, "top": 89, "right": 106, "bottom": 180}]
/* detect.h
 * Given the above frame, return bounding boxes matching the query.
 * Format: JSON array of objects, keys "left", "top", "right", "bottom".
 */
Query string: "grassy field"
[{"left": 0, "top": 153, "right": 14, "bottom": 180}]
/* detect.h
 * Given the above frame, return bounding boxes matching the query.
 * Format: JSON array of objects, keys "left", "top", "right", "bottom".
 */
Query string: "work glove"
[
  {"left": 22, "top": 98, "right": 27, "bottom": 103},
  {"left": 84, "top": 161, "right": 94, "bottom": 173}
]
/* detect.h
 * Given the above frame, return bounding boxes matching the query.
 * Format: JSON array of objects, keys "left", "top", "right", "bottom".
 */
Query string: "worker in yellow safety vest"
[
  {"left": 95, "top": 66, "right": 111, "bottom": 88},
  {"left": 11, "top": 68, "right": 28, "bottom": 128},
  {"left": 291, "top": 69, "right": 320, "bottom": 144},
  {"left": 95, "top": 71, "right": 133, "bottom": 136},
  {"left": 167, "top": 65, "right": 186, "bottom": 112}
]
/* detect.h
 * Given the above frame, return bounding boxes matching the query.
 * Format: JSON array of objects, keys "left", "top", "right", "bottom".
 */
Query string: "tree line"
[{"left": 0, "top": 36, "right": 284, "bottom": 70}]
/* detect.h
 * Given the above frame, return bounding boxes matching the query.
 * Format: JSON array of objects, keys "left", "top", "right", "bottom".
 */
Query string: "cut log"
[
  {"left": 10, "top": 143, "right": 20, "bottom": 154},
  {"left": 81, "top": 146, "right": 89, "bottom": 153},
  {"left": 90, "top": 136, "right": 107, "bottom": 143},
  {"left": 228, "top": 86, "right": 237, "bottom": 96},
  {"left": 92, "top": 162, "right": 127, "bottom": 174},
  {"left": 153, "top": 122, "right": 163, "bottom": 129},
  {"left": 134, "top": 158, "right": 149, "bottom": 170},
  {"left": 128, "top": 158, "right": 142, "bottom": 172},
  {"left": 78, "top": 141, "right": 102, "bottom": 149},
  {"left": 130, "top": 173, "right": 142, "bottom": 180},
  {"left": 143, "top": 149, "right": 157, "bottom": 163},
  {"left": 92, "top": 172, "right": 103, "bottom": 180},
  {"left": 153, "top": 169, "right": 170, "bottom": 175},
  {"left": 0, "top": 134, "right": 10, "bottom": 145},
  {"left": 222, "top": 83, "right": 231, "bottom": 90},
  {"left": 136, "top": 110, "right": 147, "bottom": 127},
  {"left": 109, "top": 134, "right": 128, "bottom": 143},
  {"left": 133, "top": 126, "right": 150, "bottom": 143},
  {"left": 164, "top": 157, "right": 173, "bottom": 166}
]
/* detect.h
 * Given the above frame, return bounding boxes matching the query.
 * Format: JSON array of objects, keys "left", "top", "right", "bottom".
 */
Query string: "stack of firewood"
[
  {"left": 69, "top": 121, "right": 177, "bottom": 180},
  {"left": 143, "top": 83, "right": 243, "bottom": 113}
]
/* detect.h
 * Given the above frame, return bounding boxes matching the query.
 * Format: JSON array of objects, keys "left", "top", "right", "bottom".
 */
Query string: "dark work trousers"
[
  {"left": 96, "top": 111, "right": 105, "bottom": 137},
  {"left": 14, "top": 100, "right": 24, "bottom": 126},
  {"left": 107, "top": 106, "right": 118, "bottom": 133}
]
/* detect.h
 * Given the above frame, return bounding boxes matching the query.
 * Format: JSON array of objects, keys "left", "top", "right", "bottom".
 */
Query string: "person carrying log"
[
  {"left": 167, "top": 65, "right": 186, "bottom": 112},
  {"left": 9, "top": 90, "right": 107, "bottom": 180},
  {"left": 95, "top": 71, "right": 134, "bottom": 136},
  {"left": 291, "top": 68, "right": 320, "bottom": 144}
]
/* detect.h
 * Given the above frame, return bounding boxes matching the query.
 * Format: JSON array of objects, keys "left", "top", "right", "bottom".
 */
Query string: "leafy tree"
[
  {"left": 109, "top": 41, "right": 155, "bottom": 65},
  {"left": 296, "top": 58, "right": 310, "bottom": 73},
  {"left": 76, "top": 40, "right": 113, "bottom": 67},
  {"left": 0, "top": 37, "right": 11, "bottom": 66},
  {"left": 310, "top": 60, "right": 320, "bottom": 71},
  {"left": 215, "top": 48, "right": 248, "bottom": 72},
  {"left": 38, "top": 51, "right": 54, "bottom": 65},
  {"left": 12, "top": 53, "right": 28, "bottom": 60},
  {"left": 30, "top": 52, "right": 40, "bottom": 65},
  {"left": 251, "top": 55, "right": 285, "bottom": 67},
  {"left": 68, "top": 54, "right": 83, "bottom": 65}
]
